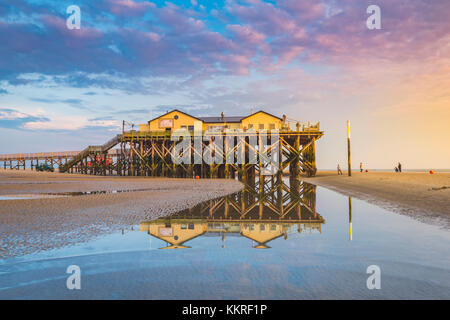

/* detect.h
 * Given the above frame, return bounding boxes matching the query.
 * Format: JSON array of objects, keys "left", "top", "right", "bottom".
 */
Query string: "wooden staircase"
[{"left": 59, "top": 134, "right": 122, "bottom": 172}]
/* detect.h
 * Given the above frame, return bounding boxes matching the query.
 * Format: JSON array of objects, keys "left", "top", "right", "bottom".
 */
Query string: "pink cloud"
[
  {"left": 278, "top": 45, "right": 304, "bottom": 65},
  {"left": 227, "top": 24, "right": 266, "bottom": 44},
  {"left": 278, "top": 0, "right": 325, "bottom": 21},
  {"left": 104, "top": 0, "right": 154, "bottom": 17},
  {"left": 214, "top": 54, "right": 253, "bottom": 75},
  {"left": 227, "top": 0, "right": 297, "bottom": 35},
  {"left": 40, "top": 15, "right": 103, "bottom": 41},
  {"left": 2, "top": 0, "right": 450, "bottom": 86}
]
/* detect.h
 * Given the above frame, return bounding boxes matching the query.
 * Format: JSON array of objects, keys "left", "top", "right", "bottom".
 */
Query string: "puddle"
[
  {"left": 1, "top": 178, "right": 449, "bottom": 299},
  {"left": 0, "top": 187, "right": 160, "bottom": 200},
  {"left": 0, "top": 194, "right": 66, "bottom": 200}
]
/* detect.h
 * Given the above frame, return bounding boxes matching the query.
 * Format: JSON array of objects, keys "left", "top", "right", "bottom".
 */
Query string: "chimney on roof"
[
  {"left": 221, "top": 112, "right": 225, "bottom": 121},
  {"left": 250, "top": 108, "right": 254, "bottom": 114},
  {"left": 282, "top": 114, "right": 286, "bottom": 123}
]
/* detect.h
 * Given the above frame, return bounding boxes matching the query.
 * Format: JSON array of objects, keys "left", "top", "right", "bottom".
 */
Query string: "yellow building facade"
[{"left": 139, "top": 109, "right": 284, "bottom": 133}]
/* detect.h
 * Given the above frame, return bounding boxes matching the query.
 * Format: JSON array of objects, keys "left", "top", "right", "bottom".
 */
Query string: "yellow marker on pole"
[{"left": 347, "top": 120, "right": 351, "bottom": 176}]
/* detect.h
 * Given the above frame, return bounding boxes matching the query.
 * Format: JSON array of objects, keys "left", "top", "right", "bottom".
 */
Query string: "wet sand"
[
  {"left": 0, "top": 170, "right": 242, "bottom": 260},
  {"left": 302, "top": 171, "right": 450, "bottom": 227}
]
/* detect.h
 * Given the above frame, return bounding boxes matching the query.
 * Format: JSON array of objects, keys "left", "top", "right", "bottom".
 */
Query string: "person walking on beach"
[
  {"left": 337, "top": 164, "right": 343, "bottom": 175},
  {"left": 398, "top": 162, "right": 402, "bottom": 172},
  {"left": 360, "top": 162, "right": 363, "bottom": 172}
]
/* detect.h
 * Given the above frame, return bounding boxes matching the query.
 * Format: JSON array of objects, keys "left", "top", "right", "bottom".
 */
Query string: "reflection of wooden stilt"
[
  {"left": 349, "top": 196, "right": 352, "bottom": 241},
  {"left": 259, "top": 172, "right": 264, "bottom": 219},
  {"left": 209, "top": 199, "right": 213, "bottom": 218},
  {"left": 241, "top": 183, "right": 246, "bottom": 217},
  {"left": 224, "top": 196, "right": 229, "bottom": 218},
  {"left": 278, "top": 178, "right": 283, "bottom": 217}
]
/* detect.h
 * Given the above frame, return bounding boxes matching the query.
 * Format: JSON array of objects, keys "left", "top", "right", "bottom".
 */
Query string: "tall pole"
[{"left": 347, "top": 120, "right": 351, "bottom": 176}]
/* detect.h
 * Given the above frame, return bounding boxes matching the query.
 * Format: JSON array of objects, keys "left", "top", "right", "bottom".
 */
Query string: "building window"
[
  {"left": 181, "top": 125, "right": 187, "bottom": 129},
  {"left": 269, "top": 123, "right": 275, "bottom": 130},
  {"left": 174, "top": 115, "right": 179, "bottom": 120},
  {"left": 259, "top": 124, "right": 264, "bottom": 130},
  {"left": 188, "top": 125, "right": 194, "bottom": 131}
]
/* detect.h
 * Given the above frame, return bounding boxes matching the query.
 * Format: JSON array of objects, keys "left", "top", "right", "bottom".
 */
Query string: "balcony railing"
[{"left": 124, "top": 122, "right": 321, "bottom": 139}]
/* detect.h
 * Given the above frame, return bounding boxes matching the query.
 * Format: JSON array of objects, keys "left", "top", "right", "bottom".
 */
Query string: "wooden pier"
[
  {"left": 117, "top": 129, "right": 323, "bottom": 178},
  {"left": 0, "top": 110, "right": 323, "bottom": 179},
  {"left": 0, "top": 129, "right": 323, "bottom": 178},
  {"left": 0, "top": 151, "right": 81, "bottom": 170},
  {"left": 0, "top": 149, "right": 121, "bottom": 173}
]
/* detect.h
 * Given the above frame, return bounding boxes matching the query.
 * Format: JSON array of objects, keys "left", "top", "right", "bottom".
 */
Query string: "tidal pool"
[
  {"left": 0, "top": 188, "right": 161, "bottom": 200},
  {"left": 0, "top": 178, "right": 449, "bottom": 299}
]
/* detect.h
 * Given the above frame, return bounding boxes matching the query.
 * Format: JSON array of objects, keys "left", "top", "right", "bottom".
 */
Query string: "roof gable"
[
  {"left": 148, "top": 109, "right": 203, "bottom": 123},
  {"left": 240, "top": 110, "right": 282, "bottom": 122}
]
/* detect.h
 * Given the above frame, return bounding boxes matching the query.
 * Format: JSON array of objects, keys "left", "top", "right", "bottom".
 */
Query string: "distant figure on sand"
[
  {"left": 360, "top": 162, "right": 363, "bottom": 172},
  {"left": 395, "top": 166, "right": 398, "bottom": 172},
  {"left": 398, "top": 162, "right": 402, "bottom": 172},
  {"left": 337, "top": 164, "right": 343, "bottom": 175}
]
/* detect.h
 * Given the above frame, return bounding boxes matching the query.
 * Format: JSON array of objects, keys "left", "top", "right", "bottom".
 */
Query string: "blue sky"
[{"left": 1, "top": 0, "right": 449, "bottom": 168}]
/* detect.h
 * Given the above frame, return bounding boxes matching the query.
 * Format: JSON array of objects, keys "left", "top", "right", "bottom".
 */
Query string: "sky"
[{"left": 0, "top": 0, "right": 449, "bottom": 169}]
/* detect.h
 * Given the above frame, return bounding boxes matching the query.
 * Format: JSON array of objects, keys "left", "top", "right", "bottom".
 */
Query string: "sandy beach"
[
  {"left": 0, "top": 170, "right": 242, "bottom": 260},
  {"left": 1, "top": 170, "right": 450, "bottom": 300},
  {"left": 2, "top": 169, "right": 449, "bottom": 260},
  {"left": 302, "top": 171, "right": 450, "bottom": 227}
]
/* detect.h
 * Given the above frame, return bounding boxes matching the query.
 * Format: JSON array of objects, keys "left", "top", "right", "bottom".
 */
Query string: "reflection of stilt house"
[
  {"left": 139, "top": 219, "right": 206, "bottom": 249},
  {"left": 140, "top": 179, "right": 324, "bottom": 249},
  {"left": 240, "top": 223, "right": 288, "bottom": 249}
]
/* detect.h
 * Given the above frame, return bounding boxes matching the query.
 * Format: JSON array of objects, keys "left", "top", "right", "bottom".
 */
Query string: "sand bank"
[
  {"left": 302, "top": 171, "right": 450, "bottom": 227},
  {"left": 0, "top": 170, "right": 242, "bottom": 259}
]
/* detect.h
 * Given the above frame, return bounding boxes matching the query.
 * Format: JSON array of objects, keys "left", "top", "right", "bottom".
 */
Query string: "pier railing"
[
  {"left": 0, "top": 151, "right": 81, "bottom": 161},
  {"left": 122, "top": 124, "right": 322, "bottom": 140},
  {"left": 0, "top": 149, "right": 120, "bottom": 161}
]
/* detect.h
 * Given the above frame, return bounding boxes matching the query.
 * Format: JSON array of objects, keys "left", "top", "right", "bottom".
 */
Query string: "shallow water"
[
  {"left": 0, "top": 178, "right": 449, "bottom": 299},
  {"left": 0, "top": 194, "right": 66, "bottom": 200},
  {"left": 0, "top": 188, "right": 162, "bottom": 200}
]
